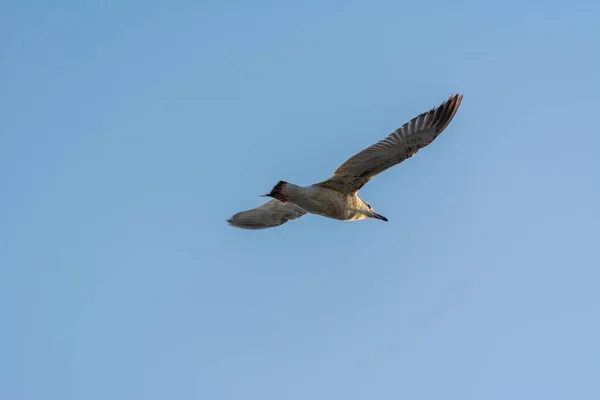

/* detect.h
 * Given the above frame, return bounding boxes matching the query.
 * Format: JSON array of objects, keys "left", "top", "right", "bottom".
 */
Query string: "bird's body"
[
  {"left": 269, "top": 182, "right": 372, "bottom": 221},
  {"left": 228, "top": 93, "right": 463, "bottom": 230}
]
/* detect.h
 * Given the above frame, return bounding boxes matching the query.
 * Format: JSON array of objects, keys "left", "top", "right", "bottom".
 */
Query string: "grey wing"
[
  {"left": 227, "top": 199, "right": 307, "bottom": 230},
  {"left": 318, "top": 93, "right": 463, "bottom": 194}
]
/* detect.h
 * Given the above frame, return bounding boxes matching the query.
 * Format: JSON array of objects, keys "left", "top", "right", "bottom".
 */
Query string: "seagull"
[{"left": 227, "top": 93, "right": 463, "bottom": 229}]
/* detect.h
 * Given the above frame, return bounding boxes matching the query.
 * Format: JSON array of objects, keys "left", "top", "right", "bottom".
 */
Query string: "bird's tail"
[{"left": 261, "top": 180, "right": 289, "bottom": 202}]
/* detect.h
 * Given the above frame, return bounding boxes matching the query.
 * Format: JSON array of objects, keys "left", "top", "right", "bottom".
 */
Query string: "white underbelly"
[{"left": 293, "top": 187, "right": 356, "bottom": 220}]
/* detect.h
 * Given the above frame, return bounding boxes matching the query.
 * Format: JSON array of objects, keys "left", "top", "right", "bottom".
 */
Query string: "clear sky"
[{"left": 1, "top": 1, "right": 599, "bottom": 399}]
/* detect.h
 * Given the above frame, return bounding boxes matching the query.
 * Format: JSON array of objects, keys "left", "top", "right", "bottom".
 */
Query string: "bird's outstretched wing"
[
  {"left": 317, "top": 94, "right": 463, "bottom": 194},
  {"left": 227, "top": 199, "right": 307, "bottom": 230}
]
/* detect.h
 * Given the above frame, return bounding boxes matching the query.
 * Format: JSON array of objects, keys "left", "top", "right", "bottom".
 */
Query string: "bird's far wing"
[
  {"left": 317, "top": 94, "right": 463, "bottom": 194},
  {"left": 227, "top": 199, "right": 307, "bottom": 230}
]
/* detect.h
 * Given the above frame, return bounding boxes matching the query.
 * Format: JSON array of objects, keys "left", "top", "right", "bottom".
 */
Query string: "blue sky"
[{"left": 1, "top": 1, "right": 599, "bottom": 399}]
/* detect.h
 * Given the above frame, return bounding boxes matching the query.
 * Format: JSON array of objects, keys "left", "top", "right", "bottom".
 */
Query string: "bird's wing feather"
[
  {"left": 227, "top": 199, "right": 307, "bottom": 230},
  {"left": 317, "top": 94, "right": 463, "bottom": 194}
]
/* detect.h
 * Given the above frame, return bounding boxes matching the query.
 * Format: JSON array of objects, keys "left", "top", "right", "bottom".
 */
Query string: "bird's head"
[{"left": 361, "top": 200, "right": 388, "bottom": 222}]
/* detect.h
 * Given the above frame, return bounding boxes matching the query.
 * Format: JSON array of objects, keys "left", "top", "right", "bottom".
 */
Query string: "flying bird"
[{"left": 228, "top": 93, "right": 463, "bottom": 229}]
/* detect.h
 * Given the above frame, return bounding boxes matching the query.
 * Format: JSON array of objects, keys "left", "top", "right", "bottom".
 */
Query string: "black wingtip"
[{"left": 432, "top": 93, "right": 463, "bottom": 133}]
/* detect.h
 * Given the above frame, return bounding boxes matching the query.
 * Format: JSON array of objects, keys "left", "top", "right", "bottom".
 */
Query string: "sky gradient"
[{"left": 1, "top": 1, "right": 599, "bottom": 399}]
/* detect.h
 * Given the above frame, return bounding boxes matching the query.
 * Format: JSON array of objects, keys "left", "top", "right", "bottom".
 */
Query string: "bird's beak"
[{"left": 371, "top": 212, "right": 388, "bottom": 222}]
